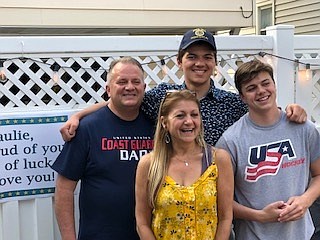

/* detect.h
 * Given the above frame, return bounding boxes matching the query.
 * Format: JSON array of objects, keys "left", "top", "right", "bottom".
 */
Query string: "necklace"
[
  {"left": 173, "top": 147, "right": 201, "bottom": 167},
  {"left": 174, "top": 157, "right": 190, "bottom": 167}
]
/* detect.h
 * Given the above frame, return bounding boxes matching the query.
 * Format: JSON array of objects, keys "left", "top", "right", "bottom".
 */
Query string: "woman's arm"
[
  {"left": 135, "top": 154, "right": 156, "bottom": 240},
  {"left": 214, "top": 148, "right": 234, "bottom": 240},
  {"left": 60, "top": 101, "right": 107, "bottom": 141}
]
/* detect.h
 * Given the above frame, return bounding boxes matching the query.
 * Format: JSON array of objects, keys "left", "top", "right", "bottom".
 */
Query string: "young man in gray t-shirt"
[{"left": 216, "top": 60, "right": 320, "bottom": 240}]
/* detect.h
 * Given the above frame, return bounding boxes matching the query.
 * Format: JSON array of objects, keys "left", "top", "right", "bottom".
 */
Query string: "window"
[
  {"left": 257, "top": 3, "right": 273, "bottom": 35},
  {"left": 261, "top": 7, "right": 272, "bottom": 30}
]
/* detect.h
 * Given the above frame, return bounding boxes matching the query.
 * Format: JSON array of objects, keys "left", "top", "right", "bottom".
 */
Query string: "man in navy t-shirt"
[{"left": 51, "top": 57, "right": 154, "bottom": 240}]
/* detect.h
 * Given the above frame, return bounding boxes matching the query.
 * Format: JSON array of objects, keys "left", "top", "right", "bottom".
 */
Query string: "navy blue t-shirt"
[{"left": 52, "top": 107, "right": 154, "bottom": 240}]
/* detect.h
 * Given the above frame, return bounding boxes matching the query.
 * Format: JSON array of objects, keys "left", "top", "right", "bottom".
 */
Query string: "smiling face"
[
  {"left": 162, "top": 99, "right": 201, "bottom": 144},
  {"left": 106, "top": 62, "right": 146, "bottom": 114},
  {"left": 178, "top": 42, "right": 216, "bottom": 89},
  {"left": 240, "top": 71, "right": 277, "bottom": 113}
]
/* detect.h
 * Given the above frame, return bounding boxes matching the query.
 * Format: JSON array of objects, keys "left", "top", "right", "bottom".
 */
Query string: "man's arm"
[
  {"left": 234, "top": 200, "right": 286, "bottom": 223},
  {"left": 285, "top": 104, "right": 307, "bottom": 123},
  {"left": 278, "top": 158, "right": 320, "bottom": 222},
  {"left": 60, "top": 101, "right": 107, "bottom": 141},
  {"left": 54, "top": 174, "right": 78, "bottom": 240},
  {"left": 60, "top": 83, "right": 171, "bottom": 142}
]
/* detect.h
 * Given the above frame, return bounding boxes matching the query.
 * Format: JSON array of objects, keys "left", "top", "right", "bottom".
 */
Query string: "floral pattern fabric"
[{"left": 152, "top": 163, "right": 218, "bottom": 240}]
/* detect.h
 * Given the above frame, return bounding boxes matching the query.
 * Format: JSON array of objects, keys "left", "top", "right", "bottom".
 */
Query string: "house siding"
[
  {"left": 0, "top": 0, "right": 254, "bottom": 35},
  {"left": 275, "top": 0, "right": 320, "bottom": 34}
]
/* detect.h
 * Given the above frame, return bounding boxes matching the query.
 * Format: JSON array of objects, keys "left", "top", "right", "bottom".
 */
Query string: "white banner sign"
[{"left": 0, "top": 111, "right": 74, "bottom": 203}]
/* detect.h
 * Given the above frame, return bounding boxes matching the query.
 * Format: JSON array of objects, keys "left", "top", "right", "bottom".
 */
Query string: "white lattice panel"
[
  {"left": 0, "top": 53, "right": 268, "bottom": 109},
  {"left": 1, "top": 51, "right": 319, "bottom": 125},
  {"left": 295, "top": 52, "right": 320, "bottom": 125}
]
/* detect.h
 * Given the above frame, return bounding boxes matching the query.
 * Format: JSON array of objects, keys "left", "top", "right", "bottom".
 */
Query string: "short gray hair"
[{"left": 106, "top": 57, "right": 144, "bottom": 85}]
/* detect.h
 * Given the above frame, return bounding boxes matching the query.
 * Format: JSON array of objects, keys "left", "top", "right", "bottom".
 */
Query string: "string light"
[
  {"left": 0, "top": 59, "right": 7, "bottom": 83},
  {"left": 213, "top": 68, "right": 219, "bottom": 77},
  {"left": 258, "top": 51, "right": 316, "bottom": 82},
  {"left": 297, "top": 62, "right": 313, "bottom": 82},
  {"left": 160, "top": 59, "right": 167, "bottom": 77},
  {"left": 258, "top": 52, "right": 274, "bottom": 67},
  {"left": 265, "top": 55, "right": 273, "bottom": 66},
  {"left": 0, "top": 53, "right": 317, "bottom": 83},
  {"left": 305, "top": 63, "right": 312, "bottom": 81},
  {"left": 52, "top": 63, "right": 60, "bottom": 86}
]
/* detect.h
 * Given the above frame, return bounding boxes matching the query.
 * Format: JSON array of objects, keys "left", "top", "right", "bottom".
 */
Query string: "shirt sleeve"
[
  {"left": 141, "top": 83, "right": 175, "bottom": 122},
  {"left": 307, "top": 121, "right": 320, "bottom": 163},
  {"left": 215, "top": 134, "right": 237, "bottom": 174},
  {"left": 51, "top": 119, "right": 90, "bottom": 181}
]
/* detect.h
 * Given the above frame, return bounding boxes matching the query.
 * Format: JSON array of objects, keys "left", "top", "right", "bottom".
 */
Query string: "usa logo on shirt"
[{"left": 245, "top": 139, "right": 296, "bottom": 182}]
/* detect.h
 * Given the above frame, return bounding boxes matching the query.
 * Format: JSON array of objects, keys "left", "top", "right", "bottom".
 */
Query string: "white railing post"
[{"left": 266, "top": 25, "right": 295, "bottom": 109}]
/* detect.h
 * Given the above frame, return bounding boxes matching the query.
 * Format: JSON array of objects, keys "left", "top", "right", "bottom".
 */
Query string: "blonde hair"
[{"left": 147, "top": 90, "right": 206, "bottom": 207}]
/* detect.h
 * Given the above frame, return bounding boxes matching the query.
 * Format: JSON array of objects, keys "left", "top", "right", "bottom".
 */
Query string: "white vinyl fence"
[{"left": 0, "top": 25, "right": 319, "bottom": 240}]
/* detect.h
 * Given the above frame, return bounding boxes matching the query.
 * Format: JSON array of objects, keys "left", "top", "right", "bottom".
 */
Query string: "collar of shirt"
[{"left": 181, "top": 79, "right": 216, "bottom": 100}]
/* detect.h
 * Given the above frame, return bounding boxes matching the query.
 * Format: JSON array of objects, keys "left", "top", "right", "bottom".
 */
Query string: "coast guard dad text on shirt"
[{"left": 101, "top": 137, "right": 154, "bottom": 161}]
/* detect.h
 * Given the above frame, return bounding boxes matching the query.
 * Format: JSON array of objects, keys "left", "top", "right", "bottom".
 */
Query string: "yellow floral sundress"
[{"left": 152, "top": 150, "right": 218, "bottom": 240}]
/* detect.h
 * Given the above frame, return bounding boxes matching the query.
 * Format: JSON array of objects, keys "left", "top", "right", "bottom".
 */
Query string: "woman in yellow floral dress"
[{"left": 135, "top": 90, "right": 234, "bottom": 240}]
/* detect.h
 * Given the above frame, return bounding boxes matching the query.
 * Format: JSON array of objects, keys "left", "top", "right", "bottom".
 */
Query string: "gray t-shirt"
[{"left": 216, "top": 111, "right": 320, "bottom": 240}]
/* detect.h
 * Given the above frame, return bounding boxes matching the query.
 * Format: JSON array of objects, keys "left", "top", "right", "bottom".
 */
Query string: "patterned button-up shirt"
[{"left": 141, "top": 79, "right": 248, "bottom": 146}]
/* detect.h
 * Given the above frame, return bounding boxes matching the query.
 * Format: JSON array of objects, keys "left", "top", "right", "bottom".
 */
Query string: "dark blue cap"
[{"left": 179, "top": 28, "right": 216, "bottom": 51}]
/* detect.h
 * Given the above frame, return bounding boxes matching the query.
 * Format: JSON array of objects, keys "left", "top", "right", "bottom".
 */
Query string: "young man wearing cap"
[
  {"left": 60, "top": 28, "right": 307, "bottom": 147},
  {"left": 216, "top": 60, "right": 320, "bottom": 240}
]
